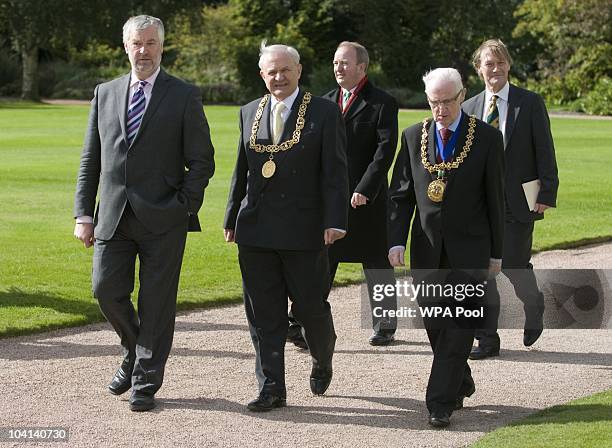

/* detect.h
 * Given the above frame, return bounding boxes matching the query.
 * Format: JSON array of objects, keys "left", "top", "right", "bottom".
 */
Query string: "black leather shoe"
[
  {"left": 310, "top": 366, "right": 333, "bottom": 395},
  {"left": 108, "top": 367, "right": 132, "bottom": 396},
  {"left": 428, "top": 411, "right": 451, "bottom": 428},
  {"left": 247, "top": 393, "right": 287, "bottom": 412},
  {"left": 523, "top": 328, "right": 543, "bottom": 347},
  {"left": 129, "top": 391, "right": 155, "bottom": 412},
  {"left": 524, "top": 303, "right": 544, "bottom": 346},
  {"left": 455, "top": 384, "right": 476, "bottom": 410},
  {"left": 287, "top": 324, "right": 309, "bottom": 350},
  {"left": 469, "top": 344, "right": 500, "bottom": 360},
  {"left": 368, "top": 330, "right": 395, "bottom": 346}
]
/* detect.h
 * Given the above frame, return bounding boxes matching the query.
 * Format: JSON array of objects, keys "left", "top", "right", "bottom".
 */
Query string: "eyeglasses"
[{"left": 427, "top": 89, "right": 465, "bottom": 109}]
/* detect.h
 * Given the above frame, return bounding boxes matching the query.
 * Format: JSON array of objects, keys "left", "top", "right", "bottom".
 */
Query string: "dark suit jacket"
[
  {"left": 388, "top": 113, "right": 505, "bottom": 269},
  {"left": 224, "top": 89, "right": 349, "bottom": 251},
  {"left": 462, "top": 84, "right": 558, "bottom": 223},
  {"left": 74, "top": 69, "right": 215, "bottom": 240},
  {"left": 322, "top": 81, "right": 398, "bottom": 262}
]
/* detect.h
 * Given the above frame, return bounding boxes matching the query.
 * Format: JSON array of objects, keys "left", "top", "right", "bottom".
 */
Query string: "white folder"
[{"left": 522, "top": 179, "right": 541, "bottom": 211}]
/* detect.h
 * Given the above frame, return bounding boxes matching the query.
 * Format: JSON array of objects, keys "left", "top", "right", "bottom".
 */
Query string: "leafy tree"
[
  {"left": 228, "top": 0, "right": 335, "bottom": 98},
  {"left": 0, "top": 0, "right": 206, "bottom": 100},
  {"left": 513, "top": 0, "right": 612, "bottom": 112}
]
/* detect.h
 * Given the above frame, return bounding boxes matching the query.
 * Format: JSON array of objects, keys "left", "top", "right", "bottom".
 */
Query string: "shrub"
[{"left": 577, "top": 77, "right": 612, "bottom": 116}]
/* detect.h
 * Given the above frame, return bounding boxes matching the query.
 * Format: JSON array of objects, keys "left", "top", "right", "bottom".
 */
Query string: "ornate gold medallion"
[
  {"left": 262, "top": 159, "right": 276, "bottom": 178},
  {"left": 249, "top": 92, "right": 311, "bottom": 179},
  {"left": 420, "top": 115, "right": 477, "bottom": 203},
  {"left": 427, "top": 178, "right": 446, "bottom": 202}
]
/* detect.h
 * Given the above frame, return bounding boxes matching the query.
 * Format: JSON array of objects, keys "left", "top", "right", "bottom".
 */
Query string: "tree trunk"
[{"left": 21, "top": 45, "right": 39, "bottom": 101}]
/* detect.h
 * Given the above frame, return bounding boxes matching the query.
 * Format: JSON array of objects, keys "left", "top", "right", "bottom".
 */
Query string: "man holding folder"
[{"left": 462, "top": 39, "right": 559, "bottom": 358}]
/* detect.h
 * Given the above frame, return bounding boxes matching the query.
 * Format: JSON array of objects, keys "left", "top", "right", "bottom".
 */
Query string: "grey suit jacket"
[
  {"left": 74, "top": 69, "right": 215, "bottom": 240},
  {"left": 462, "top": 84, "right": 558, "bottom": 223},
  {"left": 224, "top": 89, "right": 349, "bottom": 251}
]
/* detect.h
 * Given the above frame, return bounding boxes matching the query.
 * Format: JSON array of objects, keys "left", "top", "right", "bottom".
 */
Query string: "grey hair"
[
  {"left": 258, "top": 40, "right": 300, "bottom": 68},
  {"left": 422, "top": 68, "right": 463, "bottom": 95},
  {"left": 123, "top": 15, "right": 165, "bottom": 45},
  {"left": 337, "top": 41, "right": 369, "bottom": 71}
]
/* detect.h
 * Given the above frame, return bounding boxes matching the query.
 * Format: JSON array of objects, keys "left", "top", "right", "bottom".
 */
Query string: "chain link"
[{"left": 249, "top": 92, "right": 312, "bottom": 153}]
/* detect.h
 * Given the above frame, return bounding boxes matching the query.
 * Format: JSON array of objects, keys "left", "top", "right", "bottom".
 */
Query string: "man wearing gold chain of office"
[{"left": 223, "top": 42, "right": 349, "bottom": 412}]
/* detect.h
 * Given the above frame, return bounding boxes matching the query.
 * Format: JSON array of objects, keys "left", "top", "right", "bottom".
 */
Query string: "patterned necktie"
[
  {"left": 127, "top": 80, "right": 147, "bottom": 145},
  {"left": 437, "top": 128, "right": 453, "bottom": 162},
  {"left": 272, "top": 102, "right": 286, "bottom": 144},
  {"left": 486, "top": 94, "right": 499, "bottom": 129},
  {"left": 342, "top": 89, "right": 351, "bottom": 108}
]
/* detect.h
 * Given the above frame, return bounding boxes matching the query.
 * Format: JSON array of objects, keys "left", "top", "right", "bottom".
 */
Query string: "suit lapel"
[
  {"left": 132, "top": 69, "right": 170, "bottom": 146},
  {"left": 115, "top": 74, "right": 131, "bottom": 146},
  {"left": 427, "top": 120, "right": 437, "bottom": 165},
  {"left": 345, "top": 81, "right": 372, "bottom": 121},
  {"left": 504, "top": 84, "right": 522, "bottom": 149},
  {"left": 345, "top": 93, "right": 367, "bottom": 121},
  {"left": 472, "top": 91, "right": 486, "bottom": 119},
  {"left": 256, "top": 95, "right": 273, "bottom": 143}
]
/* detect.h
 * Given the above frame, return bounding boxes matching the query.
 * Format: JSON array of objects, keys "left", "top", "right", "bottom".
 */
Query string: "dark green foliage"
[
  {"left": 0, "top": 0, "right": 609, "bottom": 113},
  {"left": 513, "top": 0, "right": 612, "bottom": 114}
]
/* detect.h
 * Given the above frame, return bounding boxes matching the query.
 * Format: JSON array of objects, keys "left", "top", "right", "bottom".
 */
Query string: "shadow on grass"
[
  {"left": 534, "top": 235, "right": 612, "bottom": 253},
  {"left": 0, "top": 287, "right": 104, "bottom": 338},
  {"left": 508, "top": 402, "right": 612, "bottom": 426}
]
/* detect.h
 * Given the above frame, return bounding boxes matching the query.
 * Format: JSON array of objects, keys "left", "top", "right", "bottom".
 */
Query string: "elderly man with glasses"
[{"left": 388, "top": 68, "right": 504, "bottom": 428}]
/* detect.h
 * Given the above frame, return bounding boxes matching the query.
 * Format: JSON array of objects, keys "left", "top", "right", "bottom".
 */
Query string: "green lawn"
[
  {"left": 0, "top": 102, "right": 611, "bottom": 337},
  {"left": 470, "top": 389, "right": 612, "bottom": 448}
]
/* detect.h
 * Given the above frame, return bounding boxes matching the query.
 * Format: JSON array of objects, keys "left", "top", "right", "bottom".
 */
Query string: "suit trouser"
[
  {"left": 476, "top": 220, "right": 544, "bottom": 346},
  {"left": 92, "top": 203, "right": 188, "bottom": 395},
  {"left": 328, "top": 258, "right": 397, "bottom": 332},
  {"left": 419, "top": 249, "right": 475, "bottom": 414},
  {"left": 238, "top": 244, "right": 336, "bottom": 396},
  {"left": 289, "top": 257, "right": 397, "bottom": 333}
]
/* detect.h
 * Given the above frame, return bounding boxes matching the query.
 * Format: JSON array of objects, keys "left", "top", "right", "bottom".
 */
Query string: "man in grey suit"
[
  {"left": 462, "top": 39, "right": 558, "bottom": 359},
  {"left": 73, "top": 15, "right": 215, "bottom": 411},
  {"left": 224, "top": 42, "right": 348, "bottom": 412}
]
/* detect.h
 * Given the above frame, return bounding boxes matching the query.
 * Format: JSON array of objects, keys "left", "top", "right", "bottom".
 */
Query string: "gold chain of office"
[
  {"left": 420, "top": 115, "right": 476, "bottom": 173},
  {"left": 420, "top": 115, "right": 476, "bottom": 202},
  {"left": 249, "top": 92, "right": 312, "bottom": 153}
]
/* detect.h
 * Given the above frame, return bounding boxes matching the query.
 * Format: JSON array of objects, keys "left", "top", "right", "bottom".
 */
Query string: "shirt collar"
[
  {"left": 270, "top": 87, "right": 300, "bottom": 112},
  {"left": 435, "top": 111, "right": 463, "bottom": 132},
  {"left": 130, "top": 67, "right": 161, "bottom": 89},
  {"left": 485, "top": 81, "right": 509, "bottom": 103},
  {"left": 342, "top": 75, "right": 367, "bottom": 95}
]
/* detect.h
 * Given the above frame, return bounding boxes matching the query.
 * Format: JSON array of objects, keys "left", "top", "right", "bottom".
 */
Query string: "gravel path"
[{"left": 1, "top": 243, "right": 611, "bottom": 447}]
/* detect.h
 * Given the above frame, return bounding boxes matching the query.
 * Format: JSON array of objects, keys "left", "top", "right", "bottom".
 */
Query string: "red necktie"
[{"left": 437, "top": 128, "right": 452, "bottom": 163}]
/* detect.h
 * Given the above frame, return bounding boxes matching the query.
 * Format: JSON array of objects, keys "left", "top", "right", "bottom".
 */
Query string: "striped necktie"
[
  {"left": 342, "top": 89, "right": 351, "bottom": 108},
  {"left": 127, "top": 81, "right": 147, "bottom": 145},
  {"left": 486, "top": 94, "right": 499, "bottom": 129}
]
